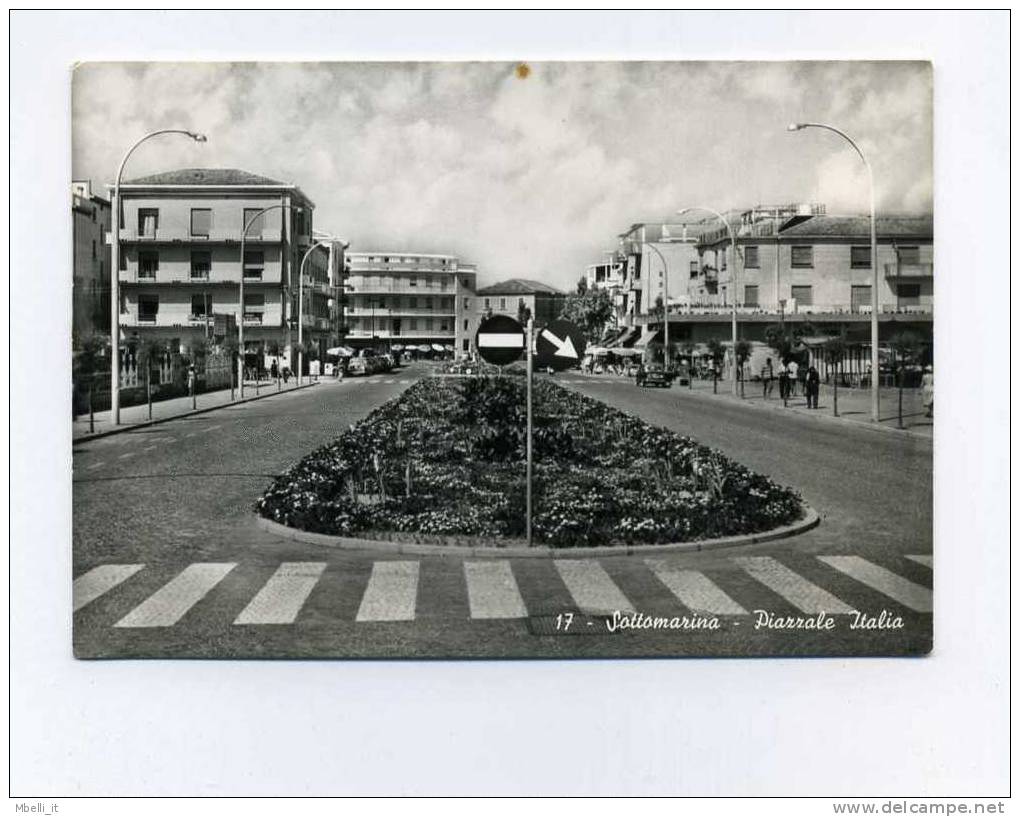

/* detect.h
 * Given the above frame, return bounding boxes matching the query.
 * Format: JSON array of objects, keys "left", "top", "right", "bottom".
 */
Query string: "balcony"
[
  {"left": 346, "top": 306, "right": 456, "bottom": 317},
  {"left": 646, "top": 303, "right": 934, "bottom": 319},
  {"left": 884, "top": 262, "right": 933, "bottom": 279},
  {"left": 347, "top": 281, "right": 455, "bottom": 295},
  {"left": 118, "top": 228, "right": 285, "bottom": 244},
  {"left": 242, "top": 312, "right": 264, "bottom": 326}
]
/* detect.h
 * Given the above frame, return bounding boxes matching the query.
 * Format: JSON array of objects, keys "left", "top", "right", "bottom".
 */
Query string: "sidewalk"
[
  {"left": 72, "top": 378, "right": 321, "bottom": 442},
  {"left": 577, "top": 372, "right": 933, "bottom": 440}
]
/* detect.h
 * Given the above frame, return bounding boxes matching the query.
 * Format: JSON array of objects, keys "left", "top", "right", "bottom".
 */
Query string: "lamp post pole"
[
  {"left": 678, "top": 206, "right": 739, "bottom": 395},
  {"left": 239, "top": 202, "right": 301, "bottom": 399},
  {"left": 644, "top": 242, "right": 670, "bottom": 370},
  {"left": 788, "top": 122, "right": 879, "bottom": 422},
  {"left": 110, "top": 128, "right": 206, "bottom": 425}
]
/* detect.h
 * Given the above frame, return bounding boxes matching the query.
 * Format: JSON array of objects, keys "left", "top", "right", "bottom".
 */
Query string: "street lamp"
[
  {"left": 239, "top": 202, "right": 301, "bottom": 398},
  {"left": 677, "top": 206, "right": 740, "bottom": 396},
  {"left": 644, "top": 242, "right": 670, "bottom": 370},
  {"left": 110, "top": 128, "right": 207, "bottom": 425},
  {"left": 788, "top": 121, "right": 879, "bottom": 422},
  {"left": 297, "top": 237, "right": 349, "bottom": 385}
]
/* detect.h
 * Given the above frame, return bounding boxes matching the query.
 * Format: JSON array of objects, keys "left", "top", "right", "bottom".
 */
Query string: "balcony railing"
[
  {"left": 347, "top": 281, "right": 455, "bottom": 294},
  {"left": 118, "top": 228, "right": 284, "bottom": 244},
  {"left": 884, "top": 262, "right": 933, "bottom": 278},
  {"left": 645, "top": 302, "right": 934, "bottom": 318}
]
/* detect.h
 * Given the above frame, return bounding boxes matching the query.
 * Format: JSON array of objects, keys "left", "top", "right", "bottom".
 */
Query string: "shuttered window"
[
  {"left": 791, "top": 246, "right": 813, "bottom": 268},
  {"left": 791, "top": 285, "right": 813, "bottom": 305},
  {"left": 190, "top": 208, "right": 212, "bottom": 238},
  {"left": 744, "top": 246, "right": 760, "bottom": 268},
  {"left": 850, "top": 246, "right": 871, "bottom": 268}
]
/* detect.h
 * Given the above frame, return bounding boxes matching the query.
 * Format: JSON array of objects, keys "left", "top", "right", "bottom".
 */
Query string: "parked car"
[
  {"left": 347, "top": 357, "right": 369, "bottom": 376},
  {"left": 636, "top": 364, "right": 673, "bottom": 388}
]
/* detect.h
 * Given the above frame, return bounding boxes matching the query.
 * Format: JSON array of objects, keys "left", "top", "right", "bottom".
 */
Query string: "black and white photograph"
[
  {"left": 10, "top": 9, "right": 1010, "bottom": 802},
  {"left": 69, "top": 58, "right": 935, "bottom": 660}
]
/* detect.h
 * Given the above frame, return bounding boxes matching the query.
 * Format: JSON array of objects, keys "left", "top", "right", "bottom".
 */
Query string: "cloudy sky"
[{"left": 73, "top": 61, "right": 931, "bottom": 290}]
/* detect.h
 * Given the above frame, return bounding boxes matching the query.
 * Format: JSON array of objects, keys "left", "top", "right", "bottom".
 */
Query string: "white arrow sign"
[{"left": 540, "top": 328, "right": 578, "bottom": 359}]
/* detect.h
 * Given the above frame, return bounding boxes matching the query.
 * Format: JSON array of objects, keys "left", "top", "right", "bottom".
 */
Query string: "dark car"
[{"left": 636, "top": 364, "right": 673, "bottom": 388}]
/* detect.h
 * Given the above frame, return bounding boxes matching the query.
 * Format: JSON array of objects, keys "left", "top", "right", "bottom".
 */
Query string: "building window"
[
  {"left": 190, "top": 208, "right": 212, "bottom": 238},
  {"left": 91, "top": 240, "right": 96, "bottom": 260},
  {"left": 190, "top": 251, "right": 211, "bottom": 280},
  {"left": 463, "top": 339, "right": 469, "bottom": 352},
  {"left": 744, "top": 246, "right": 760, "bottom": 268},
  {"left": 409, "top": 296, "right": 417, "bottom": 309},
  {"left": 499, "top": 298, "right": 506, "bottom": 310},
  {"left": 851, "top": 285, "right": 872, "bottom": 312},
  {"left": 243, "top": 293, "right": 265, "bottom": 324},
  {"left": 409, "top": 318, "right": 418, "bottom": 331},
  {"left": 484, "top": 298, "right": 490, "bottom": 309},
  {"left": 689, "top": 260, "right": 698, "bottom": 278},
  {"left": 409, "top": 275, "right": 417, "bottom": 287},
  {"left": 425, "top": 297, "right": 433, "bottom": 310},
  {"left": 191, "top": 294, "right": 209, "bottom": 319},
  {"left": 791, "top": 285, "right": 813, "bottom": 305},
  {"left": 243, "top": 208, "right": 265, "bottom": 238},
  {"left": 243, "top": 250, "right": 264, "bottom": 280},
  {"left": 897, "top": 283, "right": 921, "bottom": 307},
  {"left": 463, "top": 298, "right": 470, "bottom": 310},
  {"left": 463, "top": 319, "right": 469, "bottom": 331},
  {"left": 440, "top": 320, "right": 449, "bottom": 332},
  {"left": 720, "top": 250, "right": 727, "bottom": 271},
  {"left": 138, "top": 251, "right": 159, "bottom": 280},
  {"left": 897, "top": 246, "right": 920, "bottom": 265},
  {"left": 791, "top": 246, "right": 814, "bottom": 268},
  {"left": 743, "top": 285, "right": 759, "bottom": 307},
  {"left": 850, "top": 246, "right": 871, "bottom": 268},
  {"left": 138, "top": 208, "right": 158, "bottom": 238},
  {"left": 138, "top": 294, "right": 158, "bottom": 323}
]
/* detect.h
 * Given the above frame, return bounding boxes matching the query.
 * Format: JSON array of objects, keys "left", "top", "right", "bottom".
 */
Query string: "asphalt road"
[{"left": 72, "top": 367, "right": 932, "bottom": 659}]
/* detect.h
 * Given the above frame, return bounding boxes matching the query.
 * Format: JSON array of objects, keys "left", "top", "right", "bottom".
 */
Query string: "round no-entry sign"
[
  {"left": 535, "top": 319, "right": 586, "bottom": 371},
  {"left": 475, "top": 315, "right": 526, "bottom": 366}
]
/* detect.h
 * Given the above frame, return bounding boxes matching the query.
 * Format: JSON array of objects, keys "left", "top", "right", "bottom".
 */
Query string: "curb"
[
  {"left": 253, "top": 504, "right": 820, "bottom": 558},
  {"left": 569, "top": 377, "right": 932, "bottom": 443},
  {"left": 72, "top": 381, "right": 320, "bottom": 443}
]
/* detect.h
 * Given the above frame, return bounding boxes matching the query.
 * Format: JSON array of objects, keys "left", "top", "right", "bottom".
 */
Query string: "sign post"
[
  {"left": 534, "top": 319, "right": 587, "bottom": 372},
  {"left": 525, "top": 317, "right": 533, "bottom": 548},
  {"left": 475, "top": 315, "right": 526, "bottom": 368}
]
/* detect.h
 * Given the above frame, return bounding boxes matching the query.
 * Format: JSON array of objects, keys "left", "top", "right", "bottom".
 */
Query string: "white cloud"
[{"left": 72, "top": 61, "right": 932, "bottom": 290}]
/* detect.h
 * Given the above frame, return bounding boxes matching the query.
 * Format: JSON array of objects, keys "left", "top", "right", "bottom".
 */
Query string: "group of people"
[{"left": 761, "top": 357, "right": 822, "bottom": 409}]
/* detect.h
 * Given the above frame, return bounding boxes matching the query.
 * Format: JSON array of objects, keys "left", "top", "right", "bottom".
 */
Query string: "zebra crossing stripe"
[
  {"left": 906, "top": 554, "right": 933, "bottom": 569},
  {"left": 464, "top": 561, "right": 527, "bottom": 619},
  {"left": 818, "top": 556, "right": 932, "bottom": 613},
  {"left": 73, "top": 564, "right": 145, "bottom": 612},
  {"left": 554, "top": 560, "right": 635, "bottom": 614},
  {"left": 356, "top": 561, "right": 419, "bottom": 622},
  {"left": 734, "top": 556, "right": 854, "bottom": 614},
  {"left": 646, "top": 561, "right": 747, "bottom": 615},
  {"left": 115, "top": 563, "right": 237, "bottom": 628},
  {"left": 234, "top": 562, "right": 327, "bottom": 625}
]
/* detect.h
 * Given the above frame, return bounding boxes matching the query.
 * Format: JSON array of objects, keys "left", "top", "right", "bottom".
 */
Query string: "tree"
[
  {"left": 575, "top": 276, "right": 588, "bottom": 295},
  {"left": 517, "top": 301, "right": 532, "bottom": 326},
  {"left": 136, "top": 338, "right": 166, "bottom": 420},
  {"left": 888, "top": 330, "right": 924, "bottom": 429},
  {"left": 558, "top": 286, "right": 614, "bottom": 343},
  {"left": 823, "top": 335, "right": 848, "bottom": 417},
  {"left": 706, "top": 338, "right": 725, "bottom": 394},
  {"left": 734, "top": 339, "right": 752, "bottom": 398},
  {"left": 764, "top": 323, "right": 794, "bottom": 363}
]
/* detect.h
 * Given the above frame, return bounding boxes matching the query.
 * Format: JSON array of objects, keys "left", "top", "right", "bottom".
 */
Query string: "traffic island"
[{"left": 256, "top": 376, "right": 812, "bottom": 550}]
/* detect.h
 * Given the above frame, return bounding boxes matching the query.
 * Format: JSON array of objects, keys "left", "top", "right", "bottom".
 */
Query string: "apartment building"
[
  {"left": 112, "top": 168, "right": 338, "bottom": 364},
  {"left": 614, "top": 223, "right": 701, "bottom": 326},
  {"left": 475, "top": 279, "right": 568, "bottom": 327},
  {"left": 344, "top": 252, "right": 478, "bottom": 357},
  {"left": 72, "top": 180, "right": 112, "bottom": 343}
]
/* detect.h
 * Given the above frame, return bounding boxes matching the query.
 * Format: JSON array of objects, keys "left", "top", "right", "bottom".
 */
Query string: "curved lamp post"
[
  {"left": 677, "top": 206, "right": 739, "bottom": 396},
  {"left": 297, "top": 237, "right": 349, "bottom": 385},
  {"left": 239, "top": 203, "right": 301, "bottom": 398},
  {"left": 644, "top": 242, "right": 670, "bottom": 370},
  {"left": 788, "top": 122, "right": 879, "bottom": 422},
  {"left": 110, "top": 129, "right": 207, "bottom": 425}
]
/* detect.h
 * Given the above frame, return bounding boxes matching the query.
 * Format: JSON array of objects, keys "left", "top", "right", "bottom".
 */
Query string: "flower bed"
[{"left": 256, "top": 376, "right": 804, "bottom": 547}]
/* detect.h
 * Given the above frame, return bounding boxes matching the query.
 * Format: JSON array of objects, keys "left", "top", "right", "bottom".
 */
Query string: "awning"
[
  {"left": 326, "top": 346, "right": 355, "bottom": 357},
  {"left": 431, "top": 344, "right": 446, "bottom": 352},
  {"left": 391, "top": 344, "right": 404, "bottom": 351},
  {"left": 417, "top": 344, "right": 432, "bottom": 352},
  {"left": 609, "top": 347, "right": 642, "bottom": 357},
  {"left": 607, "top": 326, "right": 641, "bottom": 348}
]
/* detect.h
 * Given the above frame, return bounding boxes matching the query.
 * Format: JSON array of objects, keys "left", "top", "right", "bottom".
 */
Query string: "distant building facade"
[
  {"left": 72, "top": 180, "right": 112, "bottom": 343},
  {"left": 344, "top": 252, "right": 478, "bottom": 356},
  {"left": 475, "top": 278, "right": 568, "bottom": 327},
  {"left": 111, "top": 168, "right": 340, "bottom": 364},
  {"left": 613, "top": 223, "right": 700, "bottom": 327}
]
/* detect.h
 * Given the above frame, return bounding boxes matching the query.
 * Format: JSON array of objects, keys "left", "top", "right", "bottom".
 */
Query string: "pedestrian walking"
[
  {"left": 282, "top": 366, "right": 291, "bottom": 384},
  {"left": 787, "top": 358, "right": 799, "bottom": 397},
  {"left": 921, "top": 365, "right": 934, "bottom": 418},
  {"left": 761, "top": 358, "right": 775, "bottom": 399},
  {"left": 778, "top": 361, "right": 789, "bottom": 400},
  {"left": 805, "top": 365, "right": 820, "bottom": 409},
  {"left": 270, "top": 359, "right": 279, "bottom": 380}
]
